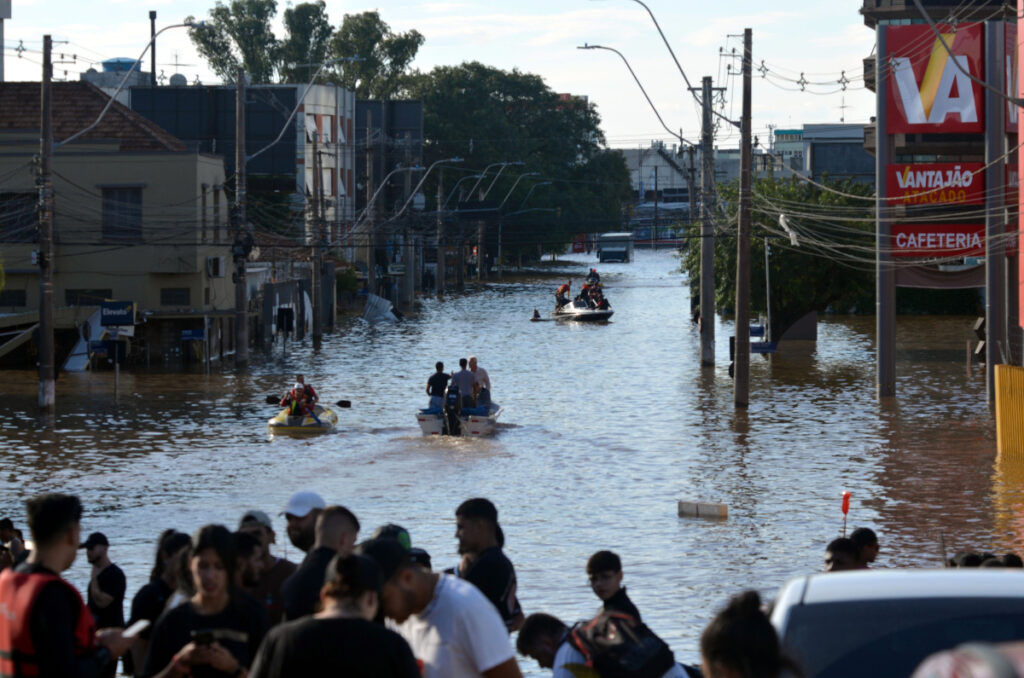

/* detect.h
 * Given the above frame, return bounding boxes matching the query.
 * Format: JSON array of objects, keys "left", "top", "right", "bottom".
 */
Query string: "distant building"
[
  {"left": 772, "top": 128, "right": 804, "bottom": 173},
  {"left": 0, "top": 82, "right": 232, "bottom": 368},
  {"left": 80, "top": 58, "right": 151, "bottom": 105},
  {"left": 129, "top": 82, "right": 356, "bottom": 245},
  {"left": 768, "top": 124, "right": 874, "bottom": 186}
]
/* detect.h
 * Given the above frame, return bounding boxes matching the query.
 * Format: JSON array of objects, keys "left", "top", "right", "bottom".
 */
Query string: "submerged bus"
[{"left": 597, "top": 232, "right": 634, "bottom": 263}]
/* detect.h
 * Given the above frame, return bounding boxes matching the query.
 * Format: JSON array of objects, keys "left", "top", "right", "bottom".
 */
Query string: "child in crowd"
[{"left": 586, "top": 550, "right": 641, "bottom": 620}]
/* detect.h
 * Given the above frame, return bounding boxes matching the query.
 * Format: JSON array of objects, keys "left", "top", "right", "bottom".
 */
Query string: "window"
[
  {"left": 65, "top": 289, "right": 112, "bottom": 306},
  {"left": 0, "top": 192, "right": 39, "bottom": 243},
  {"left": 160, "top": 287, "right": 190, "bottom": 306},
  {"left": 102, "top": 187, "right": 142, "bottom": 243},
  {"left": 0, "top": 289, "right": 27, "bottom": 306}
]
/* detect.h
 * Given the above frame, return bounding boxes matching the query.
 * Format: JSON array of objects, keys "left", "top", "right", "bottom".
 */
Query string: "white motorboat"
[
  {"left": 416, "top": 403, "right": 503, "bottom": 437},
  {"left": 552, "top": 299, "right": 614, "bottom": 321}
]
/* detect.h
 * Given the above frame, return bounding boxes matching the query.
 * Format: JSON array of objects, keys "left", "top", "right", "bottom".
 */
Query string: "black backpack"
[{"left": 568, "top": 611, "right": 677, "bottom": 678}]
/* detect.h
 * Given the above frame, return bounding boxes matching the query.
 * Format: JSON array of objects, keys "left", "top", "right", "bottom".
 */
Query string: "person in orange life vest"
[
  {"left": 0, "top": 493, "right": 134, "bottom": 678},
  {"left": 555, "top": 280, "right": 571, "bottom": 309},
  {"left": 279, "top": 374, "right": 318, "bottom": 417}
]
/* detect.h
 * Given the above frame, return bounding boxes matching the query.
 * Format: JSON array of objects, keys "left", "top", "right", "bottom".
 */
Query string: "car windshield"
[{"left": 781, "top": 598, "right": 1024, "bottom": 678}]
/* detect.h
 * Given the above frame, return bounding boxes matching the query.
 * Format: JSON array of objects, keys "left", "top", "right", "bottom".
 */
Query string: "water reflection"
[{"left": 0, "top": 251, "right": 1002, "bottom": 671}]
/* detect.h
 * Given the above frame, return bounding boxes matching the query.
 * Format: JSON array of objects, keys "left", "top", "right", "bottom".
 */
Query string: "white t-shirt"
[
  {"left": 552, "top": 639, "right": 688, "bottom": 678},
  {"left": 473, "top": 366, "right": 491, "bottom": 392},
  {"left": 395, "top": 574, "right": 515, "bottom": 678}
]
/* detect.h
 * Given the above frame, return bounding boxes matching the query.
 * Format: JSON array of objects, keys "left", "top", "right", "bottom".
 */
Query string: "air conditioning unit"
[{"left": 206, "top": 256, "right": 226, "bottom": 278}]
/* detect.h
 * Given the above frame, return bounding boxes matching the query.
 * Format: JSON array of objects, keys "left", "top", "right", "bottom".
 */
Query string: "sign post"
[{"left": 99, "top": 301, "right": 134, "bottom": 397}]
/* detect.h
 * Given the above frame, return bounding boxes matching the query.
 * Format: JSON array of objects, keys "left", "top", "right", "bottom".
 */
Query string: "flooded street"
[{"left": 0, "top": 249, "right": 1011, "bottom": 670}]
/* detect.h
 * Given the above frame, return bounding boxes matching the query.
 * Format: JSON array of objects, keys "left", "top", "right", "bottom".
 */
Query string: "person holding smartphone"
[{"left": 141, "top": 525, "right": 267, "bottom": 678}]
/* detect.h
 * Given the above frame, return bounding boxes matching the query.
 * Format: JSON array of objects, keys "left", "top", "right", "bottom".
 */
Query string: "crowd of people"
[{"left": 4, "top": 492, "right": 1023, "bottom": 678}]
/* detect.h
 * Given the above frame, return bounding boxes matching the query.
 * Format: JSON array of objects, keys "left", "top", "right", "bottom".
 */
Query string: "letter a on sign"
[{"left": 886, "top": 23, "right": 984, "bottom": 134}]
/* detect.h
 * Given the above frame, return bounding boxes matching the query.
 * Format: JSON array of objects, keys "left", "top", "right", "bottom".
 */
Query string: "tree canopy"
[
  {"left": 681, "top": 175, "right": 876, "bottom": 337},
  {"left": 329, "top": 11, "right": 424, "bottom": 99}
]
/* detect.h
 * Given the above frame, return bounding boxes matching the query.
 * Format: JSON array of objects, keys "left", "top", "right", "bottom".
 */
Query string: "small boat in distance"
[
  {"left": 268, "top": 404, "right": 338, "bottom": 435},
  {"left": 552, "top": 299, "right": 614, "bottom": 322},
  {"left": 416, "top": 404, "right": 503, "bottom": 437}
]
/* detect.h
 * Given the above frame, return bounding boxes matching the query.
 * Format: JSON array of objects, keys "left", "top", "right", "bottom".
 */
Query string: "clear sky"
[{"left": 2, "top": 0, "right": 876, "bottom": 149}]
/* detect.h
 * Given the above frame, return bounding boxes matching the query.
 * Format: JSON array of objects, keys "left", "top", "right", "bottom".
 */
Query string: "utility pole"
[
  {"left": 37, "top": 35, "right": 55, "bottom": 410},
  {"left": 311, "top": 131, "right": 322, "bottom": 350},
  {"left": 653, "top": 165, "right": 659, "bottom": 251},
  {"left": 365, "top": 110, "right": 374, "bottom": 295},
  {"left": 149, "top": 12, "right": 157, "bottom": 87},
  {"left": 984, "top": 22, "right": 1006, "bottom": 404},
  {"left": 734, "top": 28, "right": 753, "bottom": 408},
  {"left": 233, "top": 66, "right": 248, "bottom": 367},
  {"left": 403, "top": 130, "right": 414, "bottom": 309},
  {"left": 686, "top": 144, "right": 698, "bottom": 227},
  {"left": 694, "top": 75, "right": 718, "bottom": 366},
  {"left": 436, "top": 168, "right": 445, "bottom": 296}
]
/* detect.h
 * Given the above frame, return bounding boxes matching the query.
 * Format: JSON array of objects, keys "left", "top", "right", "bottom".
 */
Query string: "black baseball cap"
[
  {"left": 80, "top": 532, "right": 109, "bottom": 549},
  {"left": 357, "top": 538, "right": 412, "bottom": 582}
]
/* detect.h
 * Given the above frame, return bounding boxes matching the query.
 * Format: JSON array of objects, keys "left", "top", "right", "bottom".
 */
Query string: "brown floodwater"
[{"left": 0, "top": 250, "right": 1011, "bottom": 671}]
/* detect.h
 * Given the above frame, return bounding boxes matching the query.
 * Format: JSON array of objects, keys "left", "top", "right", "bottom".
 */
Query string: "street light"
[
  {"left": 517, "top": 181, "right": 552, "bottom": 212},
  {"left": 57, "top": 21, "right": 202, "bottom": 148},
  {"left": 495, "top": 172, "right": 539, "bottom": 279},
  {"left": 467, "top": 161, "right": 523, "bottom": 199},
  {"left": 577, "top": 44, "right": 695, "bottom": 146},
  {"left": 442, "top": 174, "right": 483, "bottom": 210}
]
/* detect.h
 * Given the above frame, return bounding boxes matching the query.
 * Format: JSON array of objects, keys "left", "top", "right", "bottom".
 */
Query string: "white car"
[{"left": 770, "top": 570, "right": 1024, "bottom": 678}]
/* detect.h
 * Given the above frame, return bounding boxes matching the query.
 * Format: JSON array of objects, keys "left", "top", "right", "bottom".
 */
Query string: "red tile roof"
[{"left": 0, "top": 81, "right": 185, "bottom": 152}]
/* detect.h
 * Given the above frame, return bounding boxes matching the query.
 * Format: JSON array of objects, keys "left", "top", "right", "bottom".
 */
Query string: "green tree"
[
  {"left": 187, "top": 0, "right": 280, "bottom": 83},
  {"left": 406, "top": 62, "right": 631, "bottom": 255},
  {"left": 682, "top": 175, "right": 875, "bottom": 338},
  {"left": 330, "top": 11, "right": 424, "bottom": 99},
  {"left": 278, "top": 1, "right": 333, "bottom": 84}
]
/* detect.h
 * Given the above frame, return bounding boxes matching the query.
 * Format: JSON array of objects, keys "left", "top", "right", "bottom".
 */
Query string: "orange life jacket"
[{"left": 0, "top": 568, "right": 96, "bottom": 678}]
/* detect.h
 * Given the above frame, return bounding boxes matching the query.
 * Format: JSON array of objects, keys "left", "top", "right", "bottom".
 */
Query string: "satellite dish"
[{"left": 169, "top": 73, "right": 188, "bottom": 87}]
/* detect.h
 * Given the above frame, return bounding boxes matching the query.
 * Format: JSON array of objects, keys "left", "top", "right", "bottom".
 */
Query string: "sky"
[{"left": 1, "top": 0, "right": 877, "bottom": 150}]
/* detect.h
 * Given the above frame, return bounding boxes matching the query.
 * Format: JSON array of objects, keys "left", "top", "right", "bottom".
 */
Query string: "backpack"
[{"left": 568, "top": 611, "right": 677, "bottom": 678}]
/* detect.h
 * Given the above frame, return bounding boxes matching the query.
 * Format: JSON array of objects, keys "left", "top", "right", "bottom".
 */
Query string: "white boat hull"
[
  {"left": 416, "top": 406, "right": 503, "bottom": 437},
  {"left": 553, "top": 300, "right": 613, "bottom": 321}
]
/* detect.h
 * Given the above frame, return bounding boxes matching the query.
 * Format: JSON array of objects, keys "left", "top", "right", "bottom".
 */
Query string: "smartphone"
[
  {"left": 190, "top": 629, "right": 215, "bottom": 646},
  {"left": 122, "top": 619, "right": 150, "bottom": 638}
]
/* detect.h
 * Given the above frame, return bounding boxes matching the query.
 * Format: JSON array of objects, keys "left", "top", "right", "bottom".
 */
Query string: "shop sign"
[
  {"left": 886, "top": 163, "right": 984, "bottom": 205},
  {"left": 892, "top": 223, "right": 984, "bottom": 258}
]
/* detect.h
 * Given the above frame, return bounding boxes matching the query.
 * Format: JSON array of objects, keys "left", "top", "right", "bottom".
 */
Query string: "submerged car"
[{"left": 771, "top": 570, "right": 1024, "bottom": 678}]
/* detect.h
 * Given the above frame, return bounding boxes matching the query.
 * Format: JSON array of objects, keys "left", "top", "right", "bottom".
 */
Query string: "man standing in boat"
[
  {"left": 469, "top": 356, "right": 492, "bottom": 409},
  {"left": 426, "top": 362, "right": 449, "bottom": 410},
  {"left": 280, "top": 374, "right": 318, "bottom": 417},
  {"left": 555, "top": 280, "right": 571, "bottom": 309}
]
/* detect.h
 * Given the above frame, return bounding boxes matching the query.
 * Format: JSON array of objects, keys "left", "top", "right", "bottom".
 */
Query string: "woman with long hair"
[
  {"left": 127, "top": 530, "right": 191, "bottom": 675},
  {"left": 248, "top": 552, "right": 419, "bottom": 678},
  {"left": 141, "top": 525, "right": 267, "bottom": 678}
]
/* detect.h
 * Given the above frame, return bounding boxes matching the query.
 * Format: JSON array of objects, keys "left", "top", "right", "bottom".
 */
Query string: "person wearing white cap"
[{"left": 281, "top": 491, "right": 325, "bottom": 555}]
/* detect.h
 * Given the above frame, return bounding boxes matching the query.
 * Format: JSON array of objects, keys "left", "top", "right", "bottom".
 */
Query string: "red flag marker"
[{"left": 841, "top": 491, "right": 851, "bottom": 537}]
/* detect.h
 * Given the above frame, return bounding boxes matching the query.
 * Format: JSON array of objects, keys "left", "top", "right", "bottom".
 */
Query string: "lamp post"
[
  {"left": 442, "top": 174, "right": 483, "bottom": 210},
  {"left": 495, "top": 172, "right": 539, "bottom": 279},
  {"left": 516, "top": 181, "right": 552, "bottom": 212}
]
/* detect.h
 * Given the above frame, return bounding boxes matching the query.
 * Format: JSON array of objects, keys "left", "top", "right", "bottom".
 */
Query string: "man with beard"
[
  {"left": 281, "top": 491, "right": 325, "bottom": 555},
  {"left": 82, "top": 533, "right": 125, "bottom": 678},
  {"left": 238, "top": 510, "right": 297, "bottom": 626},
  {"left": 233, "top": 531, "right": 265, "bottom": 590},
  {"left": 451, "top": 498, "right": 523, "bottom": 632},
  {"left": 281, "top": 505, "right": 359, "bottom": 620}
]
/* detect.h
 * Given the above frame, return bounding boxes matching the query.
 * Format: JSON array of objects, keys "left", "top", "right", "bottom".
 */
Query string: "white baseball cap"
[{"left": 281, "top": 491, "right": 326, "bottom": 518}]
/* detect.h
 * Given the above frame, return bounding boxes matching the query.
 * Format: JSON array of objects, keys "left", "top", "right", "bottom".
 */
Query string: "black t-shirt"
[
  {"left": 127, "top": 579, "right": 172, "bottom": 640},
  {"left": 461, "top": 547, "right": 522, "bottom": 629},
  {"left": 248, "top": 616, "right": 420, "bottom": 678},
  {"left": 427, "top": 372, "right": 450, "bottom": 397},
  {"left": 280, "top": 546, "right": 335, "bottom": 621},
  {"left": 140, "top": 593, "right": 268, "bottom": 678},
  {"left": 87, "top": 563, "right": 126, "bottom": 629},
  {"left": 15, "top": 562, "right": 113, "bottom": 678},
  {"left": 603, "top": 587, "right": 641, "bottom": 621}
]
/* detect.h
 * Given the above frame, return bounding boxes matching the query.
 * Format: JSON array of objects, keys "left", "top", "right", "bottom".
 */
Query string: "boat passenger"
[
  {"left": 468, "top": 356, "right": 491, "bottom": 408},
  {"left": 555, "top": 280, "right": 571, "bottom": 309},
  {"left": 280, "top": 374, "right": 318, "bottom": 417},
  {"left": 586, "top": 268, "right": 600, "bottom": 284},
  {"left": 451, "top": 359, "right": 476, "bottom": 409},
  {"left": 426, "top": 362, "right": 450, "bottom": 410}
]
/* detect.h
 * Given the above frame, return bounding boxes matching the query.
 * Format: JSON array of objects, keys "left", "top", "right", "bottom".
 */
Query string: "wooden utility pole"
[
  {"left": 311, "top": 131, "right": 322, "bottom": 350},
  {"left": 403, "top": 130, "right": 414, "bottom": 308},
  {"left": 38, "top": 35, "right": 55, "bottom": 410},
  {"left": 233, "top": 66, "right": 248, "bottom": 367},
  {"left": 436, "top": 169, "right": 445, "bottom": 296},
  {"left": 734, "top": 28, "right": 753, "bottom": 408},
  {"left": 365, "top": 110, "right": 374, "bottom": 295},
  {"left": 686, "top": 145, "right": 697, "bottom": 228},
  {"left": 697, "top": 76, "right": 717, "bottom": 366}
]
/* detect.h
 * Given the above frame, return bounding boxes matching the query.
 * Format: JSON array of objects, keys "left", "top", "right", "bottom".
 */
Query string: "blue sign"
[
  {"left": 89, "top": 340, "right": 126, "bottom": 363},
  {"left": 100, "top": 301, "right": 135, "bottom": 326},
  {"left": 181, "top": 329, "right": 205, "bottom": 341}
]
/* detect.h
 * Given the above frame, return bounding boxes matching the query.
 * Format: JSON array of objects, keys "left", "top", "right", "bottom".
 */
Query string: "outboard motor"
[{"left": 442, "top": 382, "right": 462, "bottom": 436}]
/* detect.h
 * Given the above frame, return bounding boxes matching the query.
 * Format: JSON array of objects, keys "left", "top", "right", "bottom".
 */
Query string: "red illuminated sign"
[
  {"left": 886, "top": 23, "right": 984, "bottom": 134},
  {"left": 892, "top": 224, "right": 985, "bottom": 258},
  {"left": 886, "top": 163, "right": 985, "bottom": 205}
]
